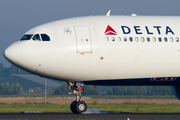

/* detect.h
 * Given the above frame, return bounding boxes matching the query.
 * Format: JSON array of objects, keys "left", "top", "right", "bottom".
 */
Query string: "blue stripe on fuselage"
[{"left": 83, "top": 77, "right": 180, "bottom": 86}]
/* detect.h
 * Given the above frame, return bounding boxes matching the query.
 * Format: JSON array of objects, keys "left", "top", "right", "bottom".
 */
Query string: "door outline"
[{"left": 74, "top": 26, "right": 92, "bottom": 53}]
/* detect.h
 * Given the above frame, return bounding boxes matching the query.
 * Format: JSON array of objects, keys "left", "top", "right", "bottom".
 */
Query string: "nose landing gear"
[{"left": 68, "top": 82, "right": 87, "bottom": 114}]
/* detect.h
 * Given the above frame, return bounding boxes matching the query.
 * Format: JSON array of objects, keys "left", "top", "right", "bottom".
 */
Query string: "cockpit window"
[
  {"left": 33, "top": 34, "right": 41, "bottom": 41},
  {"left": 41, "top": 34, "right": 50, "bottom": 41},
  {"left": 20, "top": 34, "right": 33, "bottom": 41}
]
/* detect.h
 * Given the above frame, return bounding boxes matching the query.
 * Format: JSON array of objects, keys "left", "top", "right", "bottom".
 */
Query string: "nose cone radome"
[{"left": 3, "top": 42, "right": 22, "bottom": 64}]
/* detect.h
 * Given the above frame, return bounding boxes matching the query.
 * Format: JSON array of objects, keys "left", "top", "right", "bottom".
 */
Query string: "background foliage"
[{"left": 0, "top": 82, "right": 22, "bottom": 95}]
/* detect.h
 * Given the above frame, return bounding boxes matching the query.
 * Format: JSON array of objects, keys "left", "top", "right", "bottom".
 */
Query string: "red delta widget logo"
[
  {"left": 104, "top": 25, "right": 117, "bottom": 35},
  {"left": 104, "top": 25, "right": 175, "bottom": 35}
]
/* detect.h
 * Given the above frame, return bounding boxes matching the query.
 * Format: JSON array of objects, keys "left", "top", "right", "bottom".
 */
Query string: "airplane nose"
[{"left": 3, "top": 42, "right": 22, "bottom": 64}]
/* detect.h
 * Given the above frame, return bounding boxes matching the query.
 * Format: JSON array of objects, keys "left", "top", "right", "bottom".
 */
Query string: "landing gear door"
[{"left": 75, "top": 26, "right": 92, "bottom": 53}]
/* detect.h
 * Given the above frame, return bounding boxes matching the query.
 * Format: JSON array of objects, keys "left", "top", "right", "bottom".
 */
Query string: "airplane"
[{"left": 3, "top": 10, "right": 180, "bottom": 113}]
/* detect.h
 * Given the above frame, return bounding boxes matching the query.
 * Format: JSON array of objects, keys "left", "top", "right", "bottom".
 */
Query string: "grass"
[
  {"left": 92, "top": 104, "right": 180, "bottom": 113},
  {"left": 0, "top": 103, "right": 179, "bottom": 113},
  {"left": 0, "top": 103, "right": 70, "bottom": 113}
]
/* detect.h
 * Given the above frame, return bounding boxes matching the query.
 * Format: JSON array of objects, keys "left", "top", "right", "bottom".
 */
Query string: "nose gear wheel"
[{"left": 70, "top": 101, "right": 87, "bottom": 113}]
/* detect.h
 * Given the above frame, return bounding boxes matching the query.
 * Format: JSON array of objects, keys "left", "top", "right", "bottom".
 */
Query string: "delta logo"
[
  {"left": 104, "top": 25, "right": 175, "bottom": 35},
  {"left": 104, "top": 25, "right": 117, "bottom": 35}
]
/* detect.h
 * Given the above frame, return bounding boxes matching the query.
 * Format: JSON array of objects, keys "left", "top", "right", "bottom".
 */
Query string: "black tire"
[
  {"left": 75, "top": 101, "right": 87, "bottom": 113},
  {"left": 70, "top": 101, "right": 78, "bottom": 113}
]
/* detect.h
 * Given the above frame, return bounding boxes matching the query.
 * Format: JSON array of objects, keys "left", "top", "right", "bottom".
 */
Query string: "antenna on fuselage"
[
  {"left": 131, "top": 13, "right": 137, "bottom": 16},
  {"left": 106, "top": 10, "right": 111, "bottom": 16}
]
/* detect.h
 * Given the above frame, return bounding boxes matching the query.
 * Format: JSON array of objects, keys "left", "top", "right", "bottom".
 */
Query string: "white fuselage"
[{"left": 4, "top": 16, "right": 180, "bottom": 85}]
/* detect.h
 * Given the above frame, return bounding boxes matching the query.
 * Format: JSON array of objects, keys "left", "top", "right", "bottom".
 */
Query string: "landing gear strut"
[{"left": 68, "top": 82, "right": 87, "bottom": 114}]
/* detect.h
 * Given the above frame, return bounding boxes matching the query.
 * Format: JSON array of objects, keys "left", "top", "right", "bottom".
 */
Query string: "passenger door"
[{"left": 74, "top": 26, "right": 92, "bottom": 53}]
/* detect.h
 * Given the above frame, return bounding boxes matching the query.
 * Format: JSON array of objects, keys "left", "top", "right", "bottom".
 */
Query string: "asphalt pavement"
[{"left": 0, "top": 113, "right": 180, "bottom": 120}]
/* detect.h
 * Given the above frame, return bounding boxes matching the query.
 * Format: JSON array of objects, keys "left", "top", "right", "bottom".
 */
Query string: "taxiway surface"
[{"left": 0, "top": 113, "right": 180, "bottom": 120}]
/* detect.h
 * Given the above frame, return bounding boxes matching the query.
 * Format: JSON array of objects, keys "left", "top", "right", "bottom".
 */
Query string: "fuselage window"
[
  {"left": 147, "top": 37, "right": 150, "bottom": 42},
  {"left": 176, "top": 37, "right": 179, "bottom": 42},
  {"left": 141, "top": 37, "right": 145, "bottom": 42},
  {"left": 33, "top": 34, "right": 41, "bottom": 41},
  {"left": 152, "top": 37, "right": 156, "bottom": 42},
  {"left": 41, "top": 34, "right": 50, "bottom": 41},
  {"left": 170, "top": 37, "right": 173, "bottom": 42},
  {"left": 103, "top": 36, "right": 180, "bottom": 43},
  {"left": 124, "top": 37, "right": 127, "bottom": 42},
  {"left": 105, "top": 37, "right": 109, "bottom": 42},
  {"left": 129, "top": 37, "right": 133, "bottom": 42},
  {"left": 117, "top": 37, "right": 121, "bottom": 42},
  {"left": 112, "top": 37, "right": 115, "bottom": 42},
  {"left": 135, "top": 37, "right": 139, "bottom": 42},
  {"left": 158, "top": 37, "right": 162, "bottom": 42},
  {"left": 20, "top": 34, "right": 33, "bottom": 41}
]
